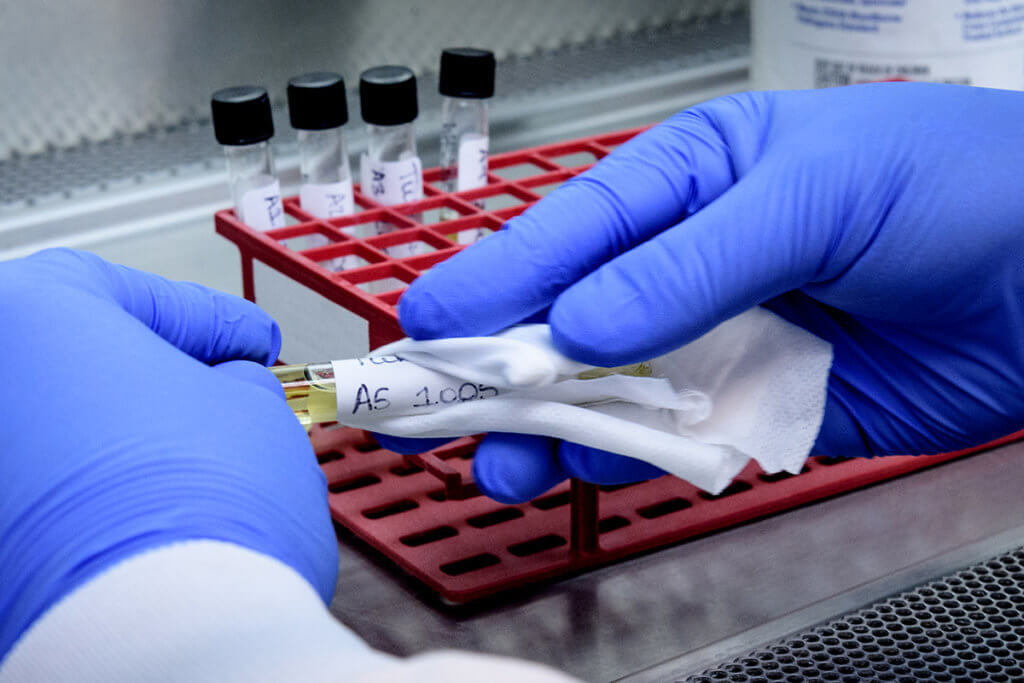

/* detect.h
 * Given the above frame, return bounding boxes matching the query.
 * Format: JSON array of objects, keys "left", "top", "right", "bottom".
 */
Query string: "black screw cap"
[
  {"left": 211, "top": 86, "right": 274, "bottom": 146},
  {"left": 359, "top": 66, "right": 418, "bottom": 126},
  {"left": 287, "top": 72, "right": 348, "bottom": 131},
  {"left": 439, "top": 47, "right": 495, "bottom": 99}
]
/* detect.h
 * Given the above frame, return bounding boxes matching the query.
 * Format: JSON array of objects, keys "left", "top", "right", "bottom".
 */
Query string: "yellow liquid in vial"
[
  {"left": 272, "top": 360, "right": 653, "bottom": 427},
  {"left": 272, "top": 363, "right": 338, "bottom": 427}
]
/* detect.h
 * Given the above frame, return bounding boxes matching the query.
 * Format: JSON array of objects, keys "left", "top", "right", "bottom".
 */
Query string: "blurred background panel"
[
  {"left": 0, "top": 0, "right": 745, "bottom": 159},
  {"left": 0, "top": 0, "right": 749, "bottom": 289}
]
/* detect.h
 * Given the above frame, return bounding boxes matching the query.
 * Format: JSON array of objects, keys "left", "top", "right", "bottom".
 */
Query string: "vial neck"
[
  {"left": 297, "top": 128, "right": 350, "bottom": 185},
  {"left": 222, "top": 141, "right": 273, "bottom": 181},
  {"left": 366, "top": 122, "right": 417, "bottom": 162}
]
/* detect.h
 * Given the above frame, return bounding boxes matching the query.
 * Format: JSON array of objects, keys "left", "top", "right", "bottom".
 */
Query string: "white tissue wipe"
[{"left": 332, "top": 309, "right": 832, "bottom": 494}]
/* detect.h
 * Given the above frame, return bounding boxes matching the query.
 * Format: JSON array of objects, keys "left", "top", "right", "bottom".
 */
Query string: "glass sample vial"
[
  {"left": 287, "top": 72, "right": 355, "bottom": 268},
  {"left": 274, "top": 362, "right": 338, "bottom": 427},
  {"left": 272, "top": 360, "right": 653, "bottom": 427},
  {"left": 211, "top": 86, "right": 285, "bottom": 231},
  {"left": 288, "top": 72, "right": 354, "bottom": 221},
  {"left": 359, "top": 66, "right": 423, "bottom": 260},
  {"left": 438, "top": 47, "right": 495, "bottom": 237}
]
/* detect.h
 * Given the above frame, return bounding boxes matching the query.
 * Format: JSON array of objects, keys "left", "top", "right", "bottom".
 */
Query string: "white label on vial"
[
  {"left": 240, "top": 180, "right": 285, "bottom": 230},
  {"left": 330, "top": 356, "right": 501, "bottom": 424},
  {"left": 294, "top": 181, "right": 355, "bottom": 273},
  {"left": 299, "top": 179, "right": 354, "bottom": 219},
  {"left": 456, "top": 133, "right": 489, "bottom": 192},
  {"left": 360, "top": 155, "right": 423, "bottom": 206},
  {"left": 456, "top": 226, "right": 491, "bottom": 246}
]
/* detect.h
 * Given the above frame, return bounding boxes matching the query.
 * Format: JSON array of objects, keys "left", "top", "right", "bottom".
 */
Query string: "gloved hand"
[
  {"left": 0, "top": 249, "right": 337, "bottom": 660},
  {"left": 395, "top": 82, "right": 1024, "bottom": 503}
]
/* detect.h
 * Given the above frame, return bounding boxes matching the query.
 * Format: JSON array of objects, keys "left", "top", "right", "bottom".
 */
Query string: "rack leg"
[
  {"left": 368, "top": 321, "right": 405, "bottom": 351},
  {"left": 241, "top": 254, "right": 255, "bottom": 303},
  {"left": 570, "top": 479, "right": 599, "bottom": 556}
]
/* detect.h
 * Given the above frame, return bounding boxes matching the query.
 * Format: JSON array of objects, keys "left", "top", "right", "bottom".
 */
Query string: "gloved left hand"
[{"left": 0, "top": 249, "right": 338, "bottom": 661}]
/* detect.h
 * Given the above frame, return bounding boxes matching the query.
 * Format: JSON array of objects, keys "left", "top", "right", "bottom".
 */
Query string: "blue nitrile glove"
[
  {"left": 0, "top": 249, "right": 337, "bottom": 660},
  {"left": 395, "top": 83, "right": 1024, "bottom": 503}
]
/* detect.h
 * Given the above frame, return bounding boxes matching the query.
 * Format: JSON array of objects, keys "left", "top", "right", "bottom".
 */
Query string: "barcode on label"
[{"left": 813, "top": 59, "right": 945, "bottom": 88}]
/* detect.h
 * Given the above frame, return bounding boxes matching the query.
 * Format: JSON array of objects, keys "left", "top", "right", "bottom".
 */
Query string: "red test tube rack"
[{"left": 215, "top": 127, "right": 1022, "bottom": 602}]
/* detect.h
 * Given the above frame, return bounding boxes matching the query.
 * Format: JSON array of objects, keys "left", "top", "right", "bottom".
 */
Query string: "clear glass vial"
[
  {"left": 359, "top": 66, "right": 423, "bottom": 261},
  {"left": 288, "top": 72, "right": 354, "bottom": 219},
  {"left": 438, "top": 48, "right": 495, "bottom": 234},
  {"left": 287, "top": 72, "right": 355, "bottom": 265},
  {"left": 211, "top": 86, "right": 285, "bottom": 231}
]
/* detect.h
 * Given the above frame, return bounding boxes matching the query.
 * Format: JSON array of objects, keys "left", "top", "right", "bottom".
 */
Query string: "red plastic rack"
[{"left": 215, "top": 127, "right": 1023, "bottom": 602}]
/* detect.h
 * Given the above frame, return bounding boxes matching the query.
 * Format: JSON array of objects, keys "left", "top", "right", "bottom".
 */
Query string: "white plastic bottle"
[{"left": 752, "top": 0, "right": 1024, "bottom": 91}]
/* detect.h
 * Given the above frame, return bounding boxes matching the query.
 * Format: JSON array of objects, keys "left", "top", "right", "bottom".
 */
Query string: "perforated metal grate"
[
  {"left": 0, "top": 15, "right": 748, "bottom": 209},
  {"left": 687, "top": 549, "right": 1024, "bottom": 682},
  {"left": 0, "top": 0, "right": 746, "bottom": 160}
]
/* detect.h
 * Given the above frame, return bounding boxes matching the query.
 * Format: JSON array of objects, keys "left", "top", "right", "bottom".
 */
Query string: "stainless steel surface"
[
  {"left": 625, "top": 527, "right": 1024, "bottom": 681},
  {"left": 678, "top": 542, "right": 1024, "bottom": 681},
  {"left": 0, "top": 0, "right": 746, "bottom": 159},
  {"left": 328, "top": 441, "right": 1024, "bottom": 682}
]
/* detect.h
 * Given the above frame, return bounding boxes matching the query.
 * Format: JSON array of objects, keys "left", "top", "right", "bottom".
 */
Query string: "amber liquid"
[{"left": 272, "top": 363, "right": 338, "bottom": 427}]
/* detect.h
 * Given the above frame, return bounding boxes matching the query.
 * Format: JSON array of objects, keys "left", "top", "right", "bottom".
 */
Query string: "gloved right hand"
[{"left": 395, "top": 82, "right": 1024, "bottom": 502}]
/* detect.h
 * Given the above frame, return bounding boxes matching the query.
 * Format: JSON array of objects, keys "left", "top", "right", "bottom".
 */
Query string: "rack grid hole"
[
  {"left": 389, "top": 462, "right": 424, "bottom": 477},
  {"left": 491, "top": 162, "right": 548, "bottom": 180},
  {"left": 637, "top": 497, "right": 692, "bottom": 519},
  {"left": 598, "top": 515, "right": 631, "bottom": 533},
  {"left": 328, "top": 473, "right": 381, "bottom": 494},
  {"left": 362, "top": 499, "right": 419, "bottom": 519},
  {"left": 758, "top": 467, "right": 810, "bottom": 483},
  {"left": 548, "top": 150, "right": 599, "bottom": 167},
  {"left": 400, "top": 525, "right": 458, "bottom": 547},
  {"left": 508, "top": 534, "right": 566, "bottom": 557},
  {"left": 317, "top": 450, "right": 345, "bottom": 464},
  {"left": 440, "top": 553, "right": 501, "bottom": 576},
  {"left": 531, "top": 491, "right": 571, "bottom": 510},
  {"left": 699, "top": 480, "right": 753, "bottom": 501},
  {"left": 466, "top": 507, "right": 525, "bottom": 529}
]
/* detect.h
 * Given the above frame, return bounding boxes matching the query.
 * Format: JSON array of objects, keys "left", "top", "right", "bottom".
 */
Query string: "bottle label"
[
  {"left": 456, "top": 133, "right": 489, "bottom": 192},
  {"left": 299, "top": 179, "right": 354, "bottom": 219},
  {"left": 753, "top": 0, "right": 1024, "bottom": 90},
  {"left": 240, "top": 180, "right": 285, "bottom": 230},
  {"left": 359, "top": 155, "right": 423, "bottom": 206}
]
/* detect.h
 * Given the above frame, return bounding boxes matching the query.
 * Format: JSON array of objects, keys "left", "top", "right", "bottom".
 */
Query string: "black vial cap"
[
  {"left": 359, "top": 66, "right": 418, "bottom": 126},
  {"left": 439, "top": 48, "right": 495, "bottom": 99},
  {"left": 287, "top": 72, "right": 348, "bottom": 130},
  {"left": 211, "top": 86, "right": 274, "bottom": 146}
]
